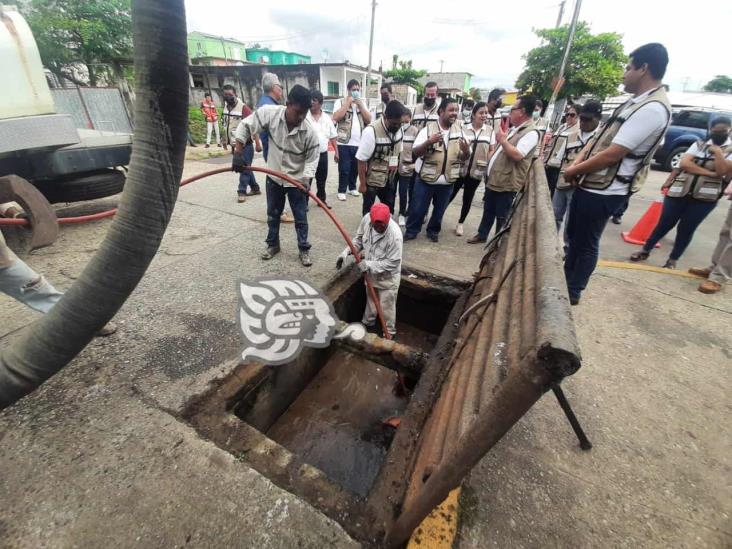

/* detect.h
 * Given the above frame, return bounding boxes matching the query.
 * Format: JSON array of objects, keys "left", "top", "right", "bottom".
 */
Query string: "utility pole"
[
  {"left": 365, "top": 0, "right": 376, "bottom": 97},
  {"left": 545, "top": 0, "right": 582, "bottom": 129},
  {"left": 555, "top": 0, "right": 566, "bottom": 27},
  {"left": 439, "top": 59, "right": 444, "bottom": 73}
]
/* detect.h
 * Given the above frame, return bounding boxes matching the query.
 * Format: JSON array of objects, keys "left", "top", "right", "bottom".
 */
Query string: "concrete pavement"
[{"left": 1, "top": 155, "right": 730, "bottom": 547}]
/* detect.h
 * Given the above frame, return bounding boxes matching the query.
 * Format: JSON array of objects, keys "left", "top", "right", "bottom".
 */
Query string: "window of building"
[
  {"left": 192, "top": 74, "right": 205, "bottom": 88},
  {"left": 196, "top": 42, "right": 203, "bottom": 55},
  {"left": 327, "top": 81, "right": 340, "bottom": 96}
]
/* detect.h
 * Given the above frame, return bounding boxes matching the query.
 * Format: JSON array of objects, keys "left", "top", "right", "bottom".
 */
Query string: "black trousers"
[
  {"left": 362, "top": 181, "right": 396, "bottom": 215},
  {"left": 307, "top": 152, "right": 329, "bottom": 205},
  {"left": 545, "top": 166, "right": 561, "bottom": 198}
]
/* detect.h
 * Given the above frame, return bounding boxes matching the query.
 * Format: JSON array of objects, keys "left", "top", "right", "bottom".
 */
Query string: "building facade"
[
  {"left": 187, "top": 32, "right": 248, "bottom": 66},
  {"left": 417, "top": 72, "right": 473, "bottom": 101},
  {"left": 245, "top": 48, "right": 311, "bottom": 65}
]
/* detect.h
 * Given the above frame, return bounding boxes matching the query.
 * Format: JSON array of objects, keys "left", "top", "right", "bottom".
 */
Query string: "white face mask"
[
  {"left": 401, "top": 123, "right": 411, "bottom": 131},
  {"left": 532, "top": 111, "right": 540, "bottom": 120}
]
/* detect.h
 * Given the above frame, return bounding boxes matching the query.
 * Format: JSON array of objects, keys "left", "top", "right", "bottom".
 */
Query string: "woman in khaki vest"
[
  {"left": 630, "top": 116, "right": 732, "bottom": 268},
  {"left": 449, "top": 101, "right": 495, "bottom": 236}
]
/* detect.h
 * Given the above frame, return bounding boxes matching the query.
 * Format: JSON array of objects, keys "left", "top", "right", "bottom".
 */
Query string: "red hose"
[{"left": 0, "top": 166, "right": 393, "bottom": 339}]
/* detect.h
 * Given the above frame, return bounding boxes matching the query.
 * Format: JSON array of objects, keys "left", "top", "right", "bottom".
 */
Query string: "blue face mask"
[
  {"left": 532, "top": 111, "right": 540, "bottom": 120},
  {"left": 351, "top": 90, "right": 361, "bottom": 99}
]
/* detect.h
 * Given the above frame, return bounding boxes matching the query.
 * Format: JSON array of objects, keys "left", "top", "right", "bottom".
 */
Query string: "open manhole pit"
[{"left": 182, "top": 267, "right": 468, "bottom": 542}]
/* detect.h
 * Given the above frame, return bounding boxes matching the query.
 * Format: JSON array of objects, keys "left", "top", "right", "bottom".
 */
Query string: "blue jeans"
[
  {"left": 552, "top": 187, "right": 575, "bottom": 247},
  {"left": 397, "top": 173, "right": 414, "bottom": 217},
  {"left": 643, "top": 196, "right": 718, "bottom": 259},
  {"left": 0, "top": 259, "right": 63, "bottom": 314},
  {"left": 237, "top": 142, "right": 259, "bottom": 195},
  {"left": 337, "top": 145, "right": 358, "bottom": 193},
  {"left": 564, "top": 188, "right": 626, "bottom": 300},
  {"left": 265, "top": 177, "right": 310, "bottom": 251},
  {"left": 405, "top": 177, "right": 454, "bottom": 238},
  {"left": 476, "top": 188, "right": 516, "bottom": 238}
]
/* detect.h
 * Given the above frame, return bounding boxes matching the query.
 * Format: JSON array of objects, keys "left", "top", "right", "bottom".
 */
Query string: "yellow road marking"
[
  {"left": 597, "top": 260, "right": 705, "bottom": 280},
  {"left": 407, "top": 488, "right": 460, "bottom": 549}
]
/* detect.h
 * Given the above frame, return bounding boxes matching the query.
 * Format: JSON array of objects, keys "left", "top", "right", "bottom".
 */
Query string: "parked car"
[{"left": 654, "top": 108, "right": 732, "bottom": 171}]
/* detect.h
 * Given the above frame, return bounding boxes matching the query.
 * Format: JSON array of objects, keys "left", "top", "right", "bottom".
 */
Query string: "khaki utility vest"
[
  {"left": 461, "top": 123, "right": 494, "bottom": 180},
  {"left": 545, "top": 123, "right": 580, "bottom": 168},
  {"left": 487, "top": 121, "right": 539, "bottom": 193},
  {"left": 666, "top": 140, "right": 732, "bottom": 202},
  {"left": 580, "top": 87, "right": 671, "bottom": 193},
  {"left": 399, "top": 125, "right": 419, "bottom": 177},
  {"left": 419, "top": 120, "right": 464, "bottom": 184},
  {"left": 375, "top": 101, "right": 387, "bottom": 120},
  {"left": 412, "top": 102, "right": 440, "bottom": 131},
  {"left": 336, "top": 100, "right": 365, "bottom": 144},
  {"left": 556, "top": 129, "right": 596, "bottom": 190},
  {"left": 365, "top": 119, "right": 403, "bottom": 188}
]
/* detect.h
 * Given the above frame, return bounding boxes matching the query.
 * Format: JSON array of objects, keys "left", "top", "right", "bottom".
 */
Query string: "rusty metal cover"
[{"left": 384, "top": 166, "right": 582, "bottom": 546}]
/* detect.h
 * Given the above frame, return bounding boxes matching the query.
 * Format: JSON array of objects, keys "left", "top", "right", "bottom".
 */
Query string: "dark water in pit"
[{"left": 266, "top": 348, "right": 408, "bottom": 496}]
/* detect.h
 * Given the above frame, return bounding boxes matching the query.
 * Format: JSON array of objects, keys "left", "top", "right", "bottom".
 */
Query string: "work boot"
[
  {"left": 698, "top": 280, "right": 722, "bottom": 294},
  {"left": 299, "top": 251, "right": 312, "bottom": 267},
  {"left": 689, "top": 266, "right": 712, "bottom": 278},
  {"left": 281, "top": 212, "right": 295, "bottom": 223},
  {"left": 261, "top": 246, "right": 280, "bottom": 260},
  {"left": 467, "top": 235, "right": 486, "bottom": 244},
  {"left": 247, "top": 189, "right": 262, "bottom": 196}
]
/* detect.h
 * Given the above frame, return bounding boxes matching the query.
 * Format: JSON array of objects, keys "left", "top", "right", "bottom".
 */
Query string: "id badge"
[{"left": 388, "top": 155, "right": 399, "bottom": 171}]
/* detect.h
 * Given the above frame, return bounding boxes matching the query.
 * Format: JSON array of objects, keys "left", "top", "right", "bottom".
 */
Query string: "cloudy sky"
[{"left": 185, "top": 0, "right": 731, "bottom": 94}]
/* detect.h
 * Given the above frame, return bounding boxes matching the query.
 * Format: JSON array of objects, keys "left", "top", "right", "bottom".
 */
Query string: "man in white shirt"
[
  {"left": 306, "top": 89, "right": 338, "bottom": 209},
  {"left": 234, "top": 85, "right": 320, "bottom": 267},
  {"left": 563, "top": 43, "right": 672, "bottom": 304},
  {"left": 332, "top": 79, "right": 372, "bottom": 201},
  {"left": 467, "top": 96, "right": 540, "bottom": 243}
]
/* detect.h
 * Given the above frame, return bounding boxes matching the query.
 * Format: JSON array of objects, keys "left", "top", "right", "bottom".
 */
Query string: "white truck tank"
[{"left": 0, "top": 4, "right": 54, "bottom": 118}]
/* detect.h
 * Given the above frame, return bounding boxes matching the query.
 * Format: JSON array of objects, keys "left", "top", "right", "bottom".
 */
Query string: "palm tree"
[{"left": 0, "top": 0, "right": 189, "bottom": 409}]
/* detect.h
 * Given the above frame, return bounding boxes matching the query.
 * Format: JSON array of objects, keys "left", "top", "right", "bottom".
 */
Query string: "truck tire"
[
  {"left": 34, "top": 169, "right": 126, "bottom": 204},
  {"left": 663, "top": 146, "right": 688, "bottom": 172}
]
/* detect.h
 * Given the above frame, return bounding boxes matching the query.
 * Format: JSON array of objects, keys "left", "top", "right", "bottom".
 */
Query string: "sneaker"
[
  {"left": 281, "top": 212, "right": 295, "bottom": 223},
  {"left": 205, "top": 144, "right": 210, "bottom": 148},
  {"left": 237, "top": 194, "right": 246, "bottom": 203},
  {"left": 611, "top": 216, "right": 622, "bottom": 225},
  {"left": 337, "top": 193, "right": 347, "bottom": 201},
  {"left": 398, "top": 215, "right": 406, "bottom": 227},
  {"left": 247, "top": 189, "right": 262, "bottom": 196},
  {"left": 467, "top": 235, "right": 486, "bottom": 244},
  {"left": 404, "top": 234, "right": 417, "bottom": 241},
  {"left": 569, "top": 296, "right": 580, "bottom": 306},
  {"left": 662, "top": 259, "right": 677, "bottom": 269},
  {"left": 688, "top": 266, "right": 712, "bottom": 278},
  {"left": 349, "top": 189, "right": 360, "bottom": 196},
  {"left": 217, "top": 143, "right": 223, "bottom": 148},
  {"left": 455, "top": 223, "right": 464, "bottom": 236},
  {"left": 427, "top": 234, "right": 439, "bottom": 243},
  {"left": 261, "top": 246, "right": 280, "bottom": 260},
  {"left": 698, "top": 280, "right": 722, "bottom": 294},
  {"left": 299, "top": 251, "right": 312, "bottom": 267}
]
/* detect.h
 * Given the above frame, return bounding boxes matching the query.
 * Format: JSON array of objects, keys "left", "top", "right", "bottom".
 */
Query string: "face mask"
[
  {"left": 532, "top": 111, "right": 540, "bottom": 120},
  {"left": 351, "top": 90, "right": 361, "bottom": 99},
  {"left": 710, "top": 132, "right": 728, "bottom": 146},
  {"left": 387, "top": 124, "right": 401, "bottom": 133},
  {"left": 224, "top": 95, "right": 236, "bottom": 106},
  {"left": 401, "top": 123, "right": 411, "bottom": 131},
  {"left": 381, "top": 94, "right": 390, "bottom": 103},
  {"left": 424, "top": 97, "right": 436, "bottom": 108},
  {"left": 462, "top": 109, "right": 471, "bottom": 116}
]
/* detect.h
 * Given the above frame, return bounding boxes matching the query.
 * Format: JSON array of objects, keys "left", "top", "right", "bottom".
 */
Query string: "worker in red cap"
[{"left": 336, "top": 202, "right": 403, "bottom": 337}]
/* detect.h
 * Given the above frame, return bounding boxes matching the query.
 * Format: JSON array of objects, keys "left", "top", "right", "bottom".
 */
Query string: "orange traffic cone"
[{"left": 622, "top": 198, "right": 663, "bottom": 247}]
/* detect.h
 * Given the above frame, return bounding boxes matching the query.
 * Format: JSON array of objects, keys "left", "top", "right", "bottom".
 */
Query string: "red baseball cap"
[{"left": 370, "top": 203, "right": 391, "bottom": 225}]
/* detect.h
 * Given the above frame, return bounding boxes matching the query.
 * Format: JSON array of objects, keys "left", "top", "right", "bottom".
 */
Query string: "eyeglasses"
[{"left": 566, "top": 113, "right": 577, "bottom": 118}]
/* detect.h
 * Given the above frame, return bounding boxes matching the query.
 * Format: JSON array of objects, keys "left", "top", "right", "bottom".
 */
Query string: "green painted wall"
[
  {"left": 245, "top": 48, "right": 311, "bottom": 65},
  {"left": 188, "top": 32, "right": 247, "bottom": 62}
]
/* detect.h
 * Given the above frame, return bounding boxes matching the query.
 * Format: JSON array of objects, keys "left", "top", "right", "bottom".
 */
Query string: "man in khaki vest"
[
  {"left": 411, "top": 81, "right": 440, "bottom": 131},
  {"left": 332, "top": 79, "right": 372, "bottom": 201},
  {"left": 467, "top": 96, "right": 540, "bottom": 244},
  {"left": 373, "top": 82, "right": 393, "bottom": 120},
  {"left": 485, "top": 88, "right": 506, "bottom": 134},
  {"left": 562, "top": 43, "right": 672, "bottom": 304},
  {"left": 356, "top": 100, "right": 405, "bottom": 215},
  {"left": 405, "top": 98, "right": 470, "bottom": 242}
]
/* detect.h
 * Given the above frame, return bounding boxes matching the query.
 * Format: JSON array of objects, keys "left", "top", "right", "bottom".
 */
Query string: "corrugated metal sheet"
[{"left": 51, "top": 88, "right": 132, "bottom": 134}]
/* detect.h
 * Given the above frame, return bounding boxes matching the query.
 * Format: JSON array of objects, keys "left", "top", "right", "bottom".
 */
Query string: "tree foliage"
[
  {"left": 21, "top": 0, "right": 132, "bottom": 86},
  {"left": 385, "top": 57, "right": 428, "bottom": 95},
  {"left": 703, "top": 75, "right": 732, "bottom": 94},
  {"left": 467, "top": 87, "right": 482, "bottom": 102},
  {"left": 515, "top": 22, "right": 625, "bottom": 100}
]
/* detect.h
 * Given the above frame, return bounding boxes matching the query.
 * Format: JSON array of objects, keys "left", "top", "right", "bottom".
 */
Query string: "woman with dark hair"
[
  {"left": 630, "top": 116, "right": 732, "bottom": 268},
  {"left": 450, "top": 101, "right": 495, "bottom": 236},
  {"left": 544, "top": 103, "right": 580, "bottom": 197}
]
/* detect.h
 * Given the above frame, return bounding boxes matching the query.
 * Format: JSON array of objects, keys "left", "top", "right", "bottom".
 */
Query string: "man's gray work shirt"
[{"left": 235, "top": 105, "right": 319, "bottom": 187}]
